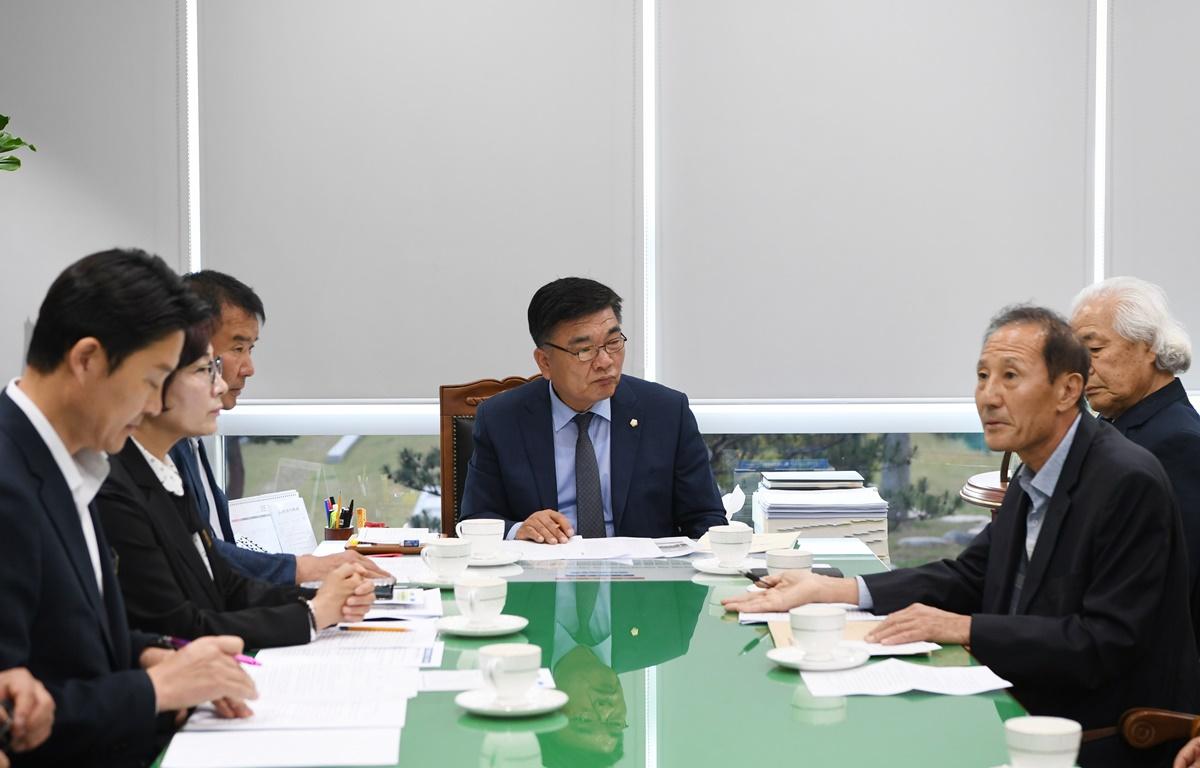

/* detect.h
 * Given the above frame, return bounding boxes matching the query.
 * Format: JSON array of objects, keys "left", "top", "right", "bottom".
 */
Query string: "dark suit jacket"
[
  {"left": 1106, "top": 377, "right": 1200, "bottom": 644},
  {"left": 98, "top": 441, "right": 313, "bottom": 650},
  {"left": 863, "top": 416, "right": 1199, "bottom": 767},
  {"left": 459, "top": 375, "right": 725, "bottom": 538},
  {"left": 168, "top": 439, "right": 296, "bottom": 585},
  {"left": 0, "top": 392, "right": 160, "bottom": 767}
]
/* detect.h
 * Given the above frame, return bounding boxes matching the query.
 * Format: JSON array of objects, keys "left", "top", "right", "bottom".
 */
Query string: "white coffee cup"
[
  {"left": 457, "top": 518, "right": 505, "bottom": 558},
  {"left": 1005, "top": 716, "right": 1081, "bottom": 768},
  {"left": 766, "top": 548, "right": 813, "bottom": 576},
  {"left": 708, "top": 524, "right": 753, "bottom": 568},
  {"left": 789, "top": 604, "right": 846, "bottom": 661},
  {"left": 421, "top": 538, "right": 473, "bottom": 581},
  {"left": 455, "top": 576, "right": 508, "bottom": 626},
  {"left": 479, "top": 643, "right": 541, "bottom": 704}
]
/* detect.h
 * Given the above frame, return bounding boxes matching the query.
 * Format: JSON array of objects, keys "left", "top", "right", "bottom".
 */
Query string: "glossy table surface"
[{"left": 160, "top": 553, "right": 1023, "bottom": 767}]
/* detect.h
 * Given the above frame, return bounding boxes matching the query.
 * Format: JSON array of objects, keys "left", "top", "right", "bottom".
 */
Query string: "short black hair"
[
  {"left": 26, "top": 249, "right": 210, "bottom": 374},
  {"left": 182, "top": 270, "right": 266, "bottom": 324},
  {"left": 985, "top": 304, "right": 1090, "bottom": 409},
  {"left": 527, "top": 277, "right": 622, "bottom": 346},
  {"left": 161, "top": 309, "right": 220, "bottom": 406}
]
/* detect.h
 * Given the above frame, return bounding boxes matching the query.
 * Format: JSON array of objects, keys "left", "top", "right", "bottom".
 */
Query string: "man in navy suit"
[
  {"left": 169, "top": 271, "right": 385, "bottom": 585},
  {"left": 0, "top": 250, "right": 258, "bottom": 766},
  {"left": 459, "top": 277, "right": 725, "bottom": 542},
  {"left": 1072, "top": 276, "right": 1200, "bottom": 643}
]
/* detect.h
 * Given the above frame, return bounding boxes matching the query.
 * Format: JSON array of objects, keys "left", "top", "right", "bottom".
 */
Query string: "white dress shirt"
[{"left": 6, "top": 379, "right": 108, "bottom": 596}]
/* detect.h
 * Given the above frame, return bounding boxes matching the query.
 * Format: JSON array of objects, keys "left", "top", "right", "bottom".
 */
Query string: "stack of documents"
[
  {"left": 760, "top": 470, "right": 864, "bottom": 490},
  {"left": 752, "top": 485, "right": 890, "bottom": 561}
]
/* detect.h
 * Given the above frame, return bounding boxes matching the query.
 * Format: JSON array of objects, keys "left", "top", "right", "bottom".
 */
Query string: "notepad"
[{"left": 801, "top": 658, "right": 1011, "bottom": 697}]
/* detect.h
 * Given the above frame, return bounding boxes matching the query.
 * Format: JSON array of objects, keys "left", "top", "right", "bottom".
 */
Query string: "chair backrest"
[{"left": 439, "top": 374, "right": 542, "bottom": 535}]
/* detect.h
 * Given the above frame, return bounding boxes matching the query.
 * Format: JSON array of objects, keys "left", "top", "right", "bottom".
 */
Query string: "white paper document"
[
  {"left": 184, "top": 661, "right": 415, "bottom": 731},
  {"left": 739, "top": 604, "right": 886, "bottom": 625},
  {"left": 501, "top": 536, "right": 663, "bottom": 561},
  {"left": 163, "top": 727, "right": 401, "bottom": 767},
  {"left": 357, "top": 588, "right": 443, "bottom": 620},
  {"left": 419, "top": 668, "right": 556, "bottom": 692},
  {"left": 841, "top": 640, "right": 942, "bottom": 656},
  {"left": 228, "top": 491, "right": 318, "bottom": 556},
  {"left": 801, "top": 658, "right": 1011, "bottom": 697},
  {"left": 792, "top": 537, "right": 875, "bottom": 556},
  {"left": 257, "top": 630, "right": 444, "bottom": 668},
  {"left": 652, "top": 536, "right": 698, "bottom": 558}
]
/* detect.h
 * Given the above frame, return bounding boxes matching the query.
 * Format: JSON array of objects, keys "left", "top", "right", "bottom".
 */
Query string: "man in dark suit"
[
  {"left": 726, "top": 305, "right": 1200, "bottom": 767},
  {"left": 0, "top": 250, "right": 259, "bottom": 766},
  {"left": 460, "top": 277, "right": 725, "bottom": 542},
  {"left": 1071, "top": 276, "right": 1200, "bottom": 643},
  {"left": 169, "top": 271, "right": 385, "bottom": 585}
]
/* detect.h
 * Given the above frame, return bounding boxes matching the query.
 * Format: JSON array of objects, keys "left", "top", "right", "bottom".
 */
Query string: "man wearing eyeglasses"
[{"left": 459, "top": 277, "right": 726, "bottom": 542}]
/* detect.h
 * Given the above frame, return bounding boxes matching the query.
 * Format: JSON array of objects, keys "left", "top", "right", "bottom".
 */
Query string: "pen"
[
  {"left": 339, "top": 625, "right": 410, "bottom": 633},
  {"left": 166, "top": 636, "right": 261, "bottom": 666}
]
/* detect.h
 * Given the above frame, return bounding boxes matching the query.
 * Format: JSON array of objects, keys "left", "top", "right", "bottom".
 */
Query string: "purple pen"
[{"left": 166, "top": 636, "right": 262, "bottom": 666}]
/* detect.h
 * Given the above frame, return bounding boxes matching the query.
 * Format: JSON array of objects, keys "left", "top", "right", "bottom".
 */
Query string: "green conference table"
[{"left": 160, "top": 553, "right": 1022, "bottom": 767}]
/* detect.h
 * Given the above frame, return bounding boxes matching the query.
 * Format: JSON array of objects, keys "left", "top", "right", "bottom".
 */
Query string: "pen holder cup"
[{"left": 324, "top": 527, "right": 355, "bottom": 541}]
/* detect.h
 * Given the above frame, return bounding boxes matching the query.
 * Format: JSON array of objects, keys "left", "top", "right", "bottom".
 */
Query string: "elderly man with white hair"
[{"left": 1071, "top": 276, "right": 1200, "bottom": 643}]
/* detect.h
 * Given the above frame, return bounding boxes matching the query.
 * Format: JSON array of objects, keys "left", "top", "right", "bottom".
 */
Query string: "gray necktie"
[{"left": 573, "top": 412, "right": 606, "bottom": 538}]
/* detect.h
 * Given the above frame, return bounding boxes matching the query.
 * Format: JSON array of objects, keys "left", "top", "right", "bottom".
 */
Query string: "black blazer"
[
  {"left": 1106, "top": 377, "right": 1200, "bottom": 644},
  {"left": 97, "top": 440, "right": 312, "bottom": 650},
  {"left": 863, "top": 416, "right": 1200, "bottom": 767},
  {"left": 459, "top": 375, "right": 726, "bottom": 538},
  {"left": 0, "top": 392, "right": 160, "bottom": 767}
]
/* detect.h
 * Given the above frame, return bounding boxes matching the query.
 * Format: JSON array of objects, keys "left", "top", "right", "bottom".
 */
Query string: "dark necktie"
[
  {"left": 573, "top": 412, "right": 606, "bottom": 538},
  {"left": 574, "top": 581, "right": 601, "bottom": 646}
]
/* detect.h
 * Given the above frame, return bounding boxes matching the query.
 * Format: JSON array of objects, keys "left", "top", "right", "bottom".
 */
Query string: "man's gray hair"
[{"left": 1072, "top": 276, "right": 1192, "bottom": 374}]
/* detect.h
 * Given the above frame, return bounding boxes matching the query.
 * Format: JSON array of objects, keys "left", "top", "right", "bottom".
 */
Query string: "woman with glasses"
[{"left": 96, "top": 316, "right": 375, "bottom": 649}]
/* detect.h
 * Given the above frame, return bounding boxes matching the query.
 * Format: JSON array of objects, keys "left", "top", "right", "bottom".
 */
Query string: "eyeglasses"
[
  {"left": 542, "top": 334, "right": 627, "bottom": 363},
  {"left": 198, "top": 357, "right": 224, "bottom": 388}
]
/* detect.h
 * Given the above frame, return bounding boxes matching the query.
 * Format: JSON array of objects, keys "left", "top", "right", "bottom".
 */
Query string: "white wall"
[{"left": 0, "top": 0, "right": 187, "bottom": 374}]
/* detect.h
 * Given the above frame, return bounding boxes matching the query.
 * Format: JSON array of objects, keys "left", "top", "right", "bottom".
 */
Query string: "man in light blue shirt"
[{"left": 460, "top": 277, "right": 725, "bottom": 542}]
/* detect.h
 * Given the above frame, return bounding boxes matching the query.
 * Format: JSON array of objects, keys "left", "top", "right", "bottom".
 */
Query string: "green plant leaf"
[
  {"left": 0, "top": 156, "right": 21, "bottom": 171},
  {"left": 0, "top": 115, "right": 9, "bottom": 131},
  {"left": 0, "top": 136, "right": 31, "bottom": 153}
]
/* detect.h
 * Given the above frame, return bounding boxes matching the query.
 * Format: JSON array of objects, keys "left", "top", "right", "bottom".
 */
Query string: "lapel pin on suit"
[{"left": 630, "top": 418, "right": 638, "bottom": 428}]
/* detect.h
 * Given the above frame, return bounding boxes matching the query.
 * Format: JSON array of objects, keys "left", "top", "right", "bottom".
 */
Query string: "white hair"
[{"left": 1072, "top": 276, "right": 1192, "bottom": 374}]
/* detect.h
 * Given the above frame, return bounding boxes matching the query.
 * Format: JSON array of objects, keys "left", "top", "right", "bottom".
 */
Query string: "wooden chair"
[
  {"left": 439, "top": 375, "right": 542, "bottom": 536},
  {"left": 1119, "top": 708, "right": 1200, "bottom": 749}
]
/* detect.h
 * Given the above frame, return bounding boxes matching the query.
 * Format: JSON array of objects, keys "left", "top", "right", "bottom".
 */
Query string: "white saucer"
[
  {"left": 455, "top": 687, "right": 569, "bottom": 718},
  {"left": 468, "top": 551, "right": 522, "bottom": 567},
  {"left": 767, "top": 645, "right": 870, "bottom": 672},
  {"left": 437, "top": 614, "right": 529, "bottom": 637},
  {"left": 692, "top": 557, "right": 759, "bottom": 576}
]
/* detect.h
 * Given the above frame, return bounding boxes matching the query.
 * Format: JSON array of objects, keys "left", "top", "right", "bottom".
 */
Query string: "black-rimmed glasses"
[{"left": 542, "top": 333, "right": 627, "bottom": 363}]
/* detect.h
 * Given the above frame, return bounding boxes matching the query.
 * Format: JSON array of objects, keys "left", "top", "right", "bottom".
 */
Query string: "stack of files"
[
  {"left": 759, "top": 470, "right": 864, "bottom": 490},
  {"left": 752, "top": 485, "right": 890, "bottom": 561}
]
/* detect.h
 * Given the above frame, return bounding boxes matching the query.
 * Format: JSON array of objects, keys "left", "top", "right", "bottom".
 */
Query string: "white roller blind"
[
  {"left": 0, "top": 0, "right": 186, "bottom": 372},
  {"left": 1109, "top": 0, "right": 1200, "bottom": 389},
  {"left": 199, "top": 0, "right": 639, "bottom": 399},
  {"left": 658, "top": 0, "right": 1093, "bottom": 398}
]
